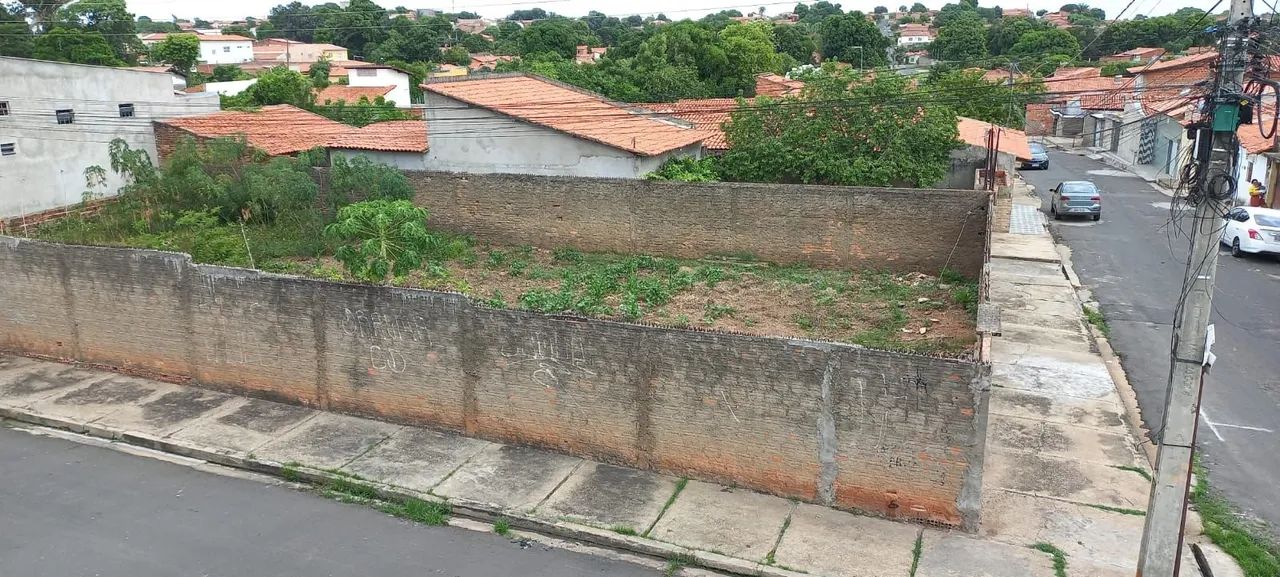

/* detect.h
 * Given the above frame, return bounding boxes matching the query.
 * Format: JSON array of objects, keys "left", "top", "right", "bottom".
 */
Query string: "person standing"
[{"left": 1248, "top": 179, "right": 1266, "bottom": 207}]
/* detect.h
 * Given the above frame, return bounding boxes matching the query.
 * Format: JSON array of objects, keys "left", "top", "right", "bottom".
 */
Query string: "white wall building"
[
  {"left": 139, "top": 33, "right": 254, "bottom": 65},
  {"left": 345, "top": 63, "right": 413, "bottom": 107},
  {"left": 202, "top": 79, "right": 258, "bottom": 96},
  {"left": 423, "top": 74, "right": 704, "bottom": 178},
  {"left": 0, "top": 57, "right": 220, "bottom": 218},
  {"left": 897, "top": 24, "right": 934, "bottom": 46}
]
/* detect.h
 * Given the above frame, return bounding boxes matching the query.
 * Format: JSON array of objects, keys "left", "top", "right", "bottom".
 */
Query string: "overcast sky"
[{"left": 128, "top": 0, "right": 1210, "bottom": 23}]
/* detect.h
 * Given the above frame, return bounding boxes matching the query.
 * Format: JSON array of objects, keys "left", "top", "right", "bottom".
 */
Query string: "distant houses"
[{"left": 139, "top": 32, "right": 255, "bottom": 65}]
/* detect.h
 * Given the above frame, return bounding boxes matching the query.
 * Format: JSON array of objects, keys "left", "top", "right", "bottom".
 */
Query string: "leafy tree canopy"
[{"left": 149, "top": 33, "right": 200, "bottom": 72}]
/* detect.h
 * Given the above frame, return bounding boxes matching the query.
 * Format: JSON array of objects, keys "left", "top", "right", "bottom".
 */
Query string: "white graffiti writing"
[
  {"left": 500, "top": 334, "right": 596, "bottom": 389},
  {"left": 369, "top": 345, "right": 407, "bottom": 374}
]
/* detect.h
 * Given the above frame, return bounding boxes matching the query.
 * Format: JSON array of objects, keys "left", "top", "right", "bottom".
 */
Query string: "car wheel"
[
  {"left": 1051, "top": 206, "right": 1061, "bottom": 220},
  {"left": 1231, "top": 238, "right": 1244, "bottom": 258},
  {"left": 1092, "top": 213, "right": 1101, "bottom": 221},
  {"left": 1042, "top": 162, "right": 1049, "bottom": 170}
]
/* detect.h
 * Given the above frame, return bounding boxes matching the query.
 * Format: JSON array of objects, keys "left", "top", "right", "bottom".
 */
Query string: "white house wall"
[
  {"left": 200, "top": 40, "right": 254, "bottom": 64},
  {"left": 0, "top": 57, "right": 220, "bottom": 218},
  {"left": 424, "top": 93, "right": 699, "bottom": 178},
  {"left": 349, "top": 68, "right": 412, "bottom": 107}
]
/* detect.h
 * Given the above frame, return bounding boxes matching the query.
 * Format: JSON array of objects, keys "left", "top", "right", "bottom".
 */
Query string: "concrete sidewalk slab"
[
  {"left": 988, "top": 388, "right": 1127, "bottom": 431},
  {"left": 990, "top": 233, "right": 1061, "bottom": 262},
  {"left": 988, "top": 286, "right": 1081, "bottom": 317},
  {"left": 998, "top": 309, "right": 1085, "bottom": 332},
  {"left": 434, "top": 444, "right": 582, "bottom": 512},
  {"left": 254, "top": 412, "right": 401, "bottom": 469},
  {"left": 988, "top": 415, "right": 1140, "bottom": 466},
  {"left": 991, "top": 336, "right": 1093, "bottom": 358},
  {"left": 93, "top": 387, "right": 237, "bottom": 437},
  {"left": 343, "top": 426, "right": 491, "bottom": 492},
  {"left": 28, "top": 375, "right": 173, "bottom": 425},
  {"left": 0, "top": 360, "right": 104, "bottom": 409},
  {"left": 915, "top": 532, "right": 1056, "bottom": 577},
  {"left": 648, "top": 480, "right": 793, "bottom": 561},
  {"left": 536, "top": 462, "right": 677, "bottom": 533},
  {"left": 169, "top": 397, "right": 317, "bottom": 454},
  {"left": 772, "top": 504, "right": 919, "bottom": 577},
  {"left": 984, "top": 448, "right": 1149, "bottom": 508},
  {"left": 981, "top": 490, "right": 1145, "bottom": 569},
  {"left": 991, "top": 361, "right": 1117, "bottom": 400}
]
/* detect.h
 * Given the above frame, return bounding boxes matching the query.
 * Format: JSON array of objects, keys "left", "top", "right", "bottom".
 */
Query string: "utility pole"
[{"left": 1136, "top": 0, "right": 1253, "bottom": 575}]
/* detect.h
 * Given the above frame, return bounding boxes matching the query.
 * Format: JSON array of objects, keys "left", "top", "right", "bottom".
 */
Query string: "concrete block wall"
[
  {"left": 0, "top": 237, "right": 987, "bottom": 529},
  {"left": 402, "top": 172, "right": 989, "bottom": 278}
]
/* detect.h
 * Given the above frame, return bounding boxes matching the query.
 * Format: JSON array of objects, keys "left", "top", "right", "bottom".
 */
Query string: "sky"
[{"left": 127, "top": 0, "right": 1211, "bottom": 23}]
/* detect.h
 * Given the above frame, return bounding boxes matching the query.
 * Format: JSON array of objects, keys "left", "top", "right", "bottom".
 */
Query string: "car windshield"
[
  {"left": 1061, "top": 182, "right": 1096, "bottom": 193},
  {"left": 1030, "top": 144, "right": 1046, "bottom": 154},
  {"left": 1255, "top": 213, "right": 1280, "bottom": 227}
]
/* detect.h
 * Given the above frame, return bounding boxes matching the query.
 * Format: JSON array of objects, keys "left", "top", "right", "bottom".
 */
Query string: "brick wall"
[
  {"left": 402, "top": 172, "right": 989, "bottom": 278},
  {"left": 0, "top": 237, "right": 988, "bottom": 529}
]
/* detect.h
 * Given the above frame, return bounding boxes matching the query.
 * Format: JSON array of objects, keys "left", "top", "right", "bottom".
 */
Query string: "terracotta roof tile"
[
  {"left": 327, "top": 120, "right": 428, "bottom": 153},
  {"left": 315, "top": 85, "right": 395, "bottom": 104},
  {"left": 956, "top": 116, "right": 1031, "bottom": 159},
  {"left": 159, "top": 105, "right": 350, "bottom": 155},
  {"left": 755, "top": 73, "right": 805, "bottom": 97},
  {"left": 423, "top": 74, "right": 705, "bottom": 156},
  {"left": 1129, "top": 51, "right": 1217, "bottom": 74},
  {"left": 642, "top": 98, "right": 740, "bottom": 151}
]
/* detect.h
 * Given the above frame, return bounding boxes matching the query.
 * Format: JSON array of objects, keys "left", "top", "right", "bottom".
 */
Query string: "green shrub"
[{"left": 325, "top": 200, "right": 463, "bottom": 282}]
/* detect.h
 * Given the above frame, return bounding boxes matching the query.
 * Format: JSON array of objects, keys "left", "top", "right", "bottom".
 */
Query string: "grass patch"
[
  {"left": 664, "top": 552, "right": 698, "bottom": 577},
  {"left": 494, "top": 517, "right": 511, "bottom": 536},
  {"left": 1084, "top": 503, "right": 1146, "bottom": 516},
  {"left": 1082, "top": 305, "right": 1110, "bottom": 338},
  {"left": 646, "top": 478, "right": 689, "bottom": 537},
  {"left": 1111, "top": 464, "right": 1153, "bottom": 483},
  {"left": 381, "top": 497, "right": 451, "bottom": 526},
  {"left": 280, "top": 462, "right": 302, "bottom": 482},
  {"left": 611, "top": 525, "right": 638, "bottom": 536},
  {"left": 909, "top": 531, "right": 923, "bottom": 576},
  {"left": 1192, "top": 458, "right": 1280, "bottom": 577},
  {"left": 1030, "top": 542, "right": 1068, "bottom": 577},
  {"left": 326, "top": 476, "right": 381, "bottom": 500}
]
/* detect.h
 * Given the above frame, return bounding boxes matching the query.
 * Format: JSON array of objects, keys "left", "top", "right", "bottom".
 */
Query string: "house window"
[
  {"left": 356, "top": 68, "right": 377, "bottom": 77},
  {"left": 223, "top": 46, "right": 231, "bottom": 53},
  {"left": 1, "top": 143, "right": 14, "bottom": 156},
  {"left": 118, "top": 103, "right": 135, "bottom": 118},
  {"left": 0, "top": 101, "right": 8, "bottom": 116},
  {"left": 55, "top": 109, "right": 74, "bottom": 124}
]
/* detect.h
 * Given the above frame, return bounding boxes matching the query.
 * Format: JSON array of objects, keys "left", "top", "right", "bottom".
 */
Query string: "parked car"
[
  {"left": 1221, "top": 206, "right": 1280, "bottom": 257},
  {"left": 1022, "top": 143, "right": 1049, "bottom": 170},
  {"left": 1049, "top": 181, "right": 1102, "bottom": 221}
]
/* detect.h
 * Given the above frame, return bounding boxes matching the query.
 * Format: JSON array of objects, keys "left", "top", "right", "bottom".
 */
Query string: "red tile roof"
[
  {"left": 755, "top": 73, "right": 805, "bottom": 97},
  {"left": 422, "top": 74, "right": 705, "bottom": 156},
  {"left": 956, "top": 116, "right": 1032, "bottom": 159},
  {"left": 1239, "top": 106, "right": 1278, "bottom": 154},
  {"left": 159, "top": 105, "right": 350, "bottom": 155},
  {"left": 315, "top": 85, "right": 395, "bottom": 104},
  {"left": 642, "top": 98, "right": 741, "bottom": 151},
  {"left": 898, "top": 24, "right": 933, "bottom": 37},
  {"left": 327, "top": 120, "right": 428, "bottom": 153},
  {"left": 1129, "top": 51, "right": 1217, "bottom": 74}
]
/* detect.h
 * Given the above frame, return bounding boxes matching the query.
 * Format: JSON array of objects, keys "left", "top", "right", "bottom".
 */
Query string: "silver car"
[
  {"left": 1049, "top": 181, "right": 1101, "bottom": 221},
  {"left": 1022, "top": 142, "right": 1049, "bottom": 170}
]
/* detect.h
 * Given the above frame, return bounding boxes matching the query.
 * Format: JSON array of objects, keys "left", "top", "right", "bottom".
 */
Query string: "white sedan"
[{"left": 1221, "top": 206, "right": 1280, "bottom": 257}]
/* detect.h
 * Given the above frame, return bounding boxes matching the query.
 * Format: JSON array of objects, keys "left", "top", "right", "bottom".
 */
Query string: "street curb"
[
  {"left": 1083, "top": 324, "right": 1156, "bottom": 468},
  {"left": 0, "top": 406, "right": 808, "bottom": 577}
]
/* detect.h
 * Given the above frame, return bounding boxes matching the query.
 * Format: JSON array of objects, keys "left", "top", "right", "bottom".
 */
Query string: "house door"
[
  {"left": 1110, "top": 121, "right": 1122, "bottom": 152},
  {"left": 1163, "top": 139, "right": 1177, "bottom": 176}
]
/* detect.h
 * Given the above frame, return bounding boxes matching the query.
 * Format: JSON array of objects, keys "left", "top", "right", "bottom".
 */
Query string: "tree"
[
  {"left": 32, "top": 27, "right": 123, "bottom": 66},
  {"left": 925, "top": 69, "right": 1044, "bottom": 128},
  {"left": 210, "top": 64, "right": 250, "bottom": 82},
  {"left": 719, "top": 69, "right": 961, "bottom": 187},
  {"left": 719, "top": 22, "right": 785, "bottom": 94},
  {"left": 818, "top": 13, "right": 890, "bottom": 66},
  {"left": 193, "top": 18, "right": 211, "bottom": 28},
  {"left": 460, "top": 33, "right": 493, "bottom": 53},
  {"left": 929, "top": 11, "right": 988, "bottom": 61},
  {"left": 1008, "top": 28, "right": 1080, "bottom": 62},
  {"left": 986, "top": 16, "right": 1051, "bottom": 55},
  {"left": 369, "top": 16, "right": 448, "bottom": 63},
  {"left": 454, "top": 11, "right": 480, "bottom": 19},
  {"left": 774, "top": 23, "right": 817, "bottom": 64},
  {"left": 308, "top": 58, "right": 331, "bottom": 88},
  {"left": 1036, "top": 9, "right": 1049, "bottom": 16},
  {"left": 268, "top": 1, "right": 321, "bottom": 42},
  {"left": 135, "top": 15, "right": 179, "bottom": 33},
  {"left": 315, "top": 0, "right": 389, "bottom": 60},
  {"left": 442, "top": 45, "right": 470, "bottom": 66},
  {"left": 240, "top": 66, "right": 314, "bottom": 107},
  {"left": 221, "top": 25, "right": 253, "bottom": 38},
  {"left": 508, "top": 8, "right": 549, "bottom": 20},
  {"left": 326, "top": 200, "right": 455, "bottom": 282},
  {"left": 519, "top": 19, "right": 584, "bottom": 58},
  {"left": 874, "top": 5, "right": 889, "bottom": 13},
  {"left": 910, "top": 2, "right": 929, "bottom": 12},
  {"left": 55, "top": 0, "right": 142, "bottom": 63},
  {"left": 149, "top": 34, "right": 199, "bottom": 72},
  {"left": 0, "top": 6, "right": 34, "bottom": 58},
  {"left": 327, "top": 155, "right": 413, "bottom": 208}
]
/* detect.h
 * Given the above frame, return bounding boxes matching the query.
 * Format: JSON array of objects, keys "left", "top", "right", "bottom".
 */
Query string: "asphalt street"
[
  {"left": 0, "top": 425, "right": 660, "bottom": 577},
  {"left": 1021, "top": 150, "right": 1280, "bottom": 534}
]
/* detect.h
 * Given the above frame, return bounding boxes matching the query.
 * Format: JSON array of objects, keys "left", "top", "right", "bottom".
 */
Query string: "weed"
[
  {"left": 696, "top": 266, "right": 727, "bottom": 288},
  {"left": 611, "top": 525, "right": 638, "bottom": 536},
  {"left": 1111, "top": 465, "right": 1153, "bottom": 483},
  {"left": 1192, "top": 457, "right": 1280, "bottom": 577},
  {"left": 1030, "top": 543, "right": 1067, "bottom": 577},
  {"left": 384, "top": 497, "right": 450, "bottom": 526},
  {"left": 1085, "top": 503, "right": 1146, "bottom": 516},
  {"left": 939, "top": 268, "right": 969, "bottom": 285},
  {"left": 794, "top": 314, "right": 816, "bottom": 331},
  {"left": 281, "top": 462, "right": 302, "bottom": 482},
  {"left": 485, "top": 250, "right": 507, "bottom": 268},
  {"left": 618, "top": 292, "right": 643, "bottom": 320},
  {"left": 327, "top": 476, "right": 380, "bottom": 500},
  {"left": 482, "top": 289, "right": 507, "bottom": 309},
  {"left": 703, "top": 302, "right": 736, "bottom": 324},
  {"left": 494, "top": 518, "right": 511, "bottom": 536},
  {"left": 552, "top": 247, "right": 584, "bottom": 264},
  {"left": 664, "top": 552, "right": 698, "bottom": 576},
  {"left": 508, "top": 259, "right": 529, "bottom": 278},
  {"left": 646, "top": 479, "right": 688, "bottom": 537},
  {"left": 909, "top": 531, "right": 923, "bottom": 577},
  {"left": 673, "top": 314, "right": 691, "bottom": 328},
  {"left": 1082, "top": 305, "right": 1111, "bottom": 337}
]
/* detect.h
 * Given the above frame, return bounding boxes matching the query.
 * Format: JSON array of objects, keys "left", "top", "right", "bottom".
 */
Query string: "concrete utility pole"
[{"left": 1135, "top": 0, "right": 1253, "bottom": 575}]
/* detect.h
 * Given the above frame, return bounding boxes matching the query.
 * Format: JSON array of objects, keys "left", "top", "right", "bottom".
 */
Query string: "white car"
[{"left": 1221, "top": 206, "right": 1280, "bottom": 257}]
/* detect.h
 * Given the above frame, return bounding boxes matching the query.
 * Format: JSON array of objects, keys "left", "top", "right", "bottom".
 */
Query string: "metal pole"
[{"left": 1135, "top": 1, "right": 1252, "bottom": 575}]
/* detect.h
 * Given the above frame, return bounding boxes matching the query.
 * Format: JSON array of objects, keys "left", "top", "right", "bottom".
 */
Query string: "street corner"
[
  {"left": 914, "top": 530, "right": 1057, "bottom": 577},
  {"left": 0, "top": 358, "right": 112, "bottom": 409},
  {"left": 646, "top": 479, "right": 793, "bottom": 562},
  {"left": 341, "top": 426, "right": 491, "bottom": 493},
  {"left": 771, "top": 503, "right": 920, "bottom": 577},
  {"left": 534, "top": 461, "right": 678, "bottom": 535},
  {"left": 93, "top": 386, "right": 238, "bottom": 438},
  {"left": 26, "top": 374, "right": 172, "bottom": 426},
  {"left": 252, "top": 411, "right": 401, "bottom": 470},
  {"left": 433, "top": 443, "right": 582, "bottom": 512},
  {"left": 169, "top": 397, "right": 318, "bottom": 455},
  {"left": 984, "top": 448, "right": 1150, "bottom": 509},
  {"left": 980, "top": 490, "right": 1145, "bottom": 569}
]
